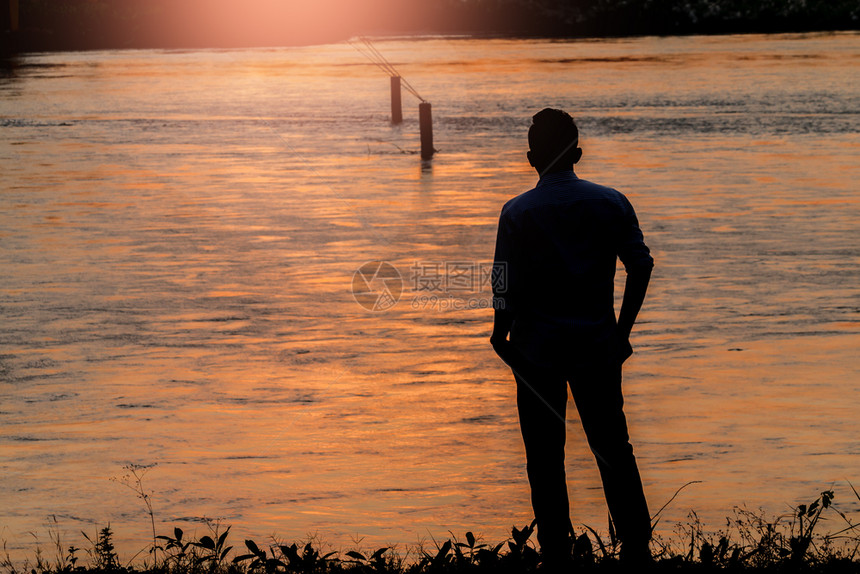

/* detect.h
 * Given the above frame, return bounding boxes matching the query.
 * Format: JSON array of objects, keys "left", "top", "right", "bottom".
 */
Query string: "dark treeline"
[{"left": 1, "top": 0, "right": 858, "bottom": 53}]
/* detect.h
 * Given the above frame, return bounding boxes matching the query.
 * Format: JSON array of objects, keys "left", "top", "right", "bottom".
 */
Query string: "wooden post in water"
[
  {"left": 419, "top": 102, "right": 433, "bottom": 160},
  {"left": 390, "top": 75, "right": 402, "bottom": 124},
  {"left": 10, "top": 0, "right": 19, "bottom": 31}
]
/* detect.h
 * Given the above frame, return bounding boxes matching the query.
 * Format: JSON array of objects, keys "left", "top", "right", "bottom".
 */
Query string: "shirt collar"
[{"left": 536, "top": 170, "right": 578, "bottom": 187}]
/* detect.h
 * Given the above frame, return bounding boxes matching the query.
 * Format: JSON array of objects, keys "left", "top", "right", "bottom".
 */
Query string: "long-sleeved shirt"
[{"left": 493, "top": 170, "right": 653, "bottom": 364}]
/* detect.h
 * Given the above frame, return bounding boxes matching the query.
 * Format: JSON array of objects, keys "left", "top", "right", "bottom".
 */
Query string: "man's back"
[
  {"left": 490, "top": 108, "right": 654, "bottom": 568},
  {"left": 494, "top": 171, "right": 653, "bottom": 360}
]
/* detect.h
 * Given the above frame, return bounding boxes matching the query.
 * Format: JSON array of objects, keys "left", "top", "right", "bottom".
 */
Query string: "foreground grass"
[{"left": 5, "top": 487, "right": 860, "bottom": 573}]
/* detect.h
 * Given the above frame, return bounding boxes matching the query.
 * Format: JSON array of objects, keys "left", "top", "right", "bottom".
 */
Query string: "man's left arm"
[
  {"left": 490, "top": 207, "right": 517, "bottom": 351},
  {"left": 491, "top": 308, "right": 515, "bottom": 348}
]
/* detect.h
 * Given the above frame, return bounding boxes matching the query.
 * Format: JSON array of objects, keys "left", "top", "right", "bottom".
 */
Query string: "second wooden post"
[{"left": 419, "top": 102, "right": 433, "bottom": 160}]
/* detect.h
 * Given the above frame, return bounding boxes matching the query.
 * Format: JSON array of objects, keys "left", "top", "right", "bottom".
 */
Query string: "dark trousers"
[{"left": 513, "top": 351, "right": 651, "bottom": 555}]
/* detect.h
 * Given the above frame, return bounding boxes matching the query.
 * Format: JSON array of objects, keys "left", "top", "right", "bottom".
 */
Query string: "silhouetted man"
[{"left": 491, "top": 108, "right": 653, "bottom": 569}]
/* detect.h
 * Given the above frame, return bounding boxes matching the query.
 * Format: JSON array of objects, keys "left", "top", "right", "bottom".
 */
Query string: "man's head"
[{"left": 527, "top": 108, "right": 582, "bottom": 175}]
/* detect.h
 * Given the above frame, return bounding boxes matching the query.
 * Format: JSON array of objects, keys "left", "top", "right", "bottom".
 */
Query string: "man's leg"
[
  {"left": 570, "top": 358, "right": 651, "bottom": 550},
  {"left": 514, "top": 367, "right": 573, "bottom": 562}
]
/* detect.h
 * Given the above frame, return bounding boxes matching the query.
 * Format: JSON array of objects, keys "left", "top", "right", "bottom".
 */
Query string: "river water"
[{"left": 1, "top": 33, "right": 858, "bottom": 560}]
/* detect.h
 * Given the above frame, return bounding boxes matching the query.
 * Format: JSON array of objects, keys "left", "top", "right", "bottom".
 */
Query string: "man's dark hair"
[{"left": 528, "top": 108, "right": 579, "bottom": 170}]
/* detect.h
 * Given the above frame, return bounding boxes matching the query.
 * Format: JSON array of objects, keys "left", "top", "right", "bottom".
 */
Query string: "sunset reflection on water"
[{"left": 1, "top": 33, "right": 858, "bottom": 559}]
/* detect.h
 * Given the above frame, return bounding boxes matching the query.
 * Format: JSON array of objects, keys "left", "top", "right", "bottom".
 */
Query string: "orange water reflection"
[{"left": 1, "top": 33, "right": 858, "bottom": 561}]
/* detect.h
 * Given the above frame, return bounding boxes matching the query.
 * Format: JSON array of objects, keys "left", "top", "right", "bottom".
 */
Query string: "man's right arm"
[
  {"left": 617, "top": 268, "right": 651, "bottom": 345},
  {"left": 616, "top": 196, "right": 654, "bottom": 360}
]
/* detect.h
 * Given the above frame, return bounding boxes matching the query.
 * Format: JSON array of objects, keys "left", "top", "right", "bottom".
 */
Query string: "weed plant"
[{"left": 4, "top": 479, "right": 860, "bottom": 574}]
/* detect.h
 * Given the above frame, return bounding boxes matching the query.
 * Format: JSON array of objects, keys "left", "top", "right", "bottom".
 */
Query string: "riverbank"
[
  {"left": 2, "top": 0, "right": 858, "bottom": 55},
  {"left": 4, "top": 490, "right": 859, "bottom": 574}
]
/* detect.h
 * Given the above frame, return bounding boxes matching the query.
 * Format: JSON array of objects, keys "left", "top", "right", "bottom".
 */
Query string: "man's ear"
[
  {"left": 527, "top": 150, "right": 535, "bottom": 167},
  {"left": 572, "top": 147, "right": 583, "bottom": 165}
]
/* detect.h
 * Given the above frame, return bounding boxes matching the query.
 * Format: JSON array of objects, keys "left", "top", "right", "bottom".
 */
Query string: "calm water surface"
[{"left": 1, "top": 33, "right": 858, "bottom": 558}]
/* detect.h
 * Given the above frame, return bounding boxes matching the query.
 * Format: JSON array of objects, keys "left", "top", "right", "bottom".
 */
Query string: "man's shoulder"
[
  {"left": 501, "top": 187, "right": 537, "bottom": 216},
  {"left": 501, "top": 176, "right": 629, "bottom": 218},
  {"left": 564, "top": 177, "right": 629, "bottom": 203}
]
